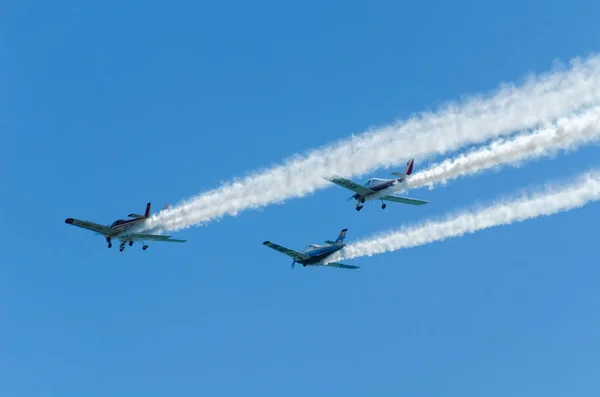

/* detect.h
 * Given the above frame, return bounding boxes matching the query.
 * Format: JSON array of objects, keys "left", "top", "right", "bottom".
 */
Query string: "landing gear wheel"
[
  {"left": 382, "top": 204, "right": 386, "bottom": 209},
  {"left": 108, "top": 243, "right": 112, "bottom": 248},
  {"left": 356, "top": 206, "right": 363, "bottom": 211},
  {"left": 119, "top": 247, "right": 124, "bottom": 252},
  {"left": 142, "top": 245, "right": 149, "bottom": 251},
  {"left": 129, "top": 241, "right": 133, "bottom": 246}
]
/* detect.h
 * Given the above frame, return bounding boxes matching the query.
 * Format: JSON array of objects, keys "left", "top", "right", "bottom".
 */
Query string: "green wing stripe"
[
  {"left": 381, "top": 195, "right": 429, "bottom": 205},
  {"left": 325, "top": 262, "right": 360, "bottom": 270},
  {"left": 129, "top": 233, "right": 187, "bottom": 242}
]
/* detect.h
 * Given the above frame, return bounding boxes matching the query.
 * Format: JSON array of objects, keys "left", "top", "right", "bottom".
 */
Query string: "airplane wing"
[
  {"left": 263, "top": 241, "right": 311, "bottom": 261},
  {"left": 381, "top": 195, "right": 429, "bottom": 206},
  {"left": 324, "top": 262, "right": 360, "bottom": 269},
  {"left": 128, "top": 233, "right": 187, "bottom": 242},
  {"left": 325, "top": 175, "right": 374, "bottom": 196},
  {"left": 65, "top": 218, "right": 119, "bottom": 236}
]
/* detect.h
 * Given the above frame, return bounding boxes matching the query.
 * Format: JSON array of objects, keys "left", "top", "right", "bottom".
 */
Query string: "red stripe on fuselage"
[{"left": 111, "top": 218, "right": 144, "bottom": 231}]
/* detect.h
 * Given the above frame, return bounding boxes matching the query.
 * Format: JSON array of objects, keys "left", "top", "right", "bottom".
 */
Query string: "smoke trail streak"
[
  {"left": 406, "top": 107, "right": 600, "bottom": 190},
  {"left": 326, "top": 170, "right": 600, "bottom": 262},
  {"left": 145, "top": 54, "right": 600, "bottom": 232}
]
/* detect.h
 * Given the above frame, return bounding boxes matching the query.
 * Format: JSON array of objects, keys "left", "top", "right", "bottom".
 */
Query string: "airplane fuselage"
[
  {"left": 353, "top": 177, "right": 406, "bottom": 202},
  {"left": 102, "top": 218, "right": 146, "bottom": 241},
  {"left": 299, "top": 244, "right": 345, "bottom": 266}
]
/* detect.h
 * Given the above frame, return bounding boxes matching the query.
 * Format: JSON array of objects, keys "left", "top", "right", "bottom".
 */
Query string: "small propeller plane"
[
  {"left": 325, "top": 158, "right": 429, "bottom": 211},
  {"left": 263, "top": 228, "right": 359, "bottom": 270},
  {"left": 64, "top": 202, "right": 186, "bottom": 252}
]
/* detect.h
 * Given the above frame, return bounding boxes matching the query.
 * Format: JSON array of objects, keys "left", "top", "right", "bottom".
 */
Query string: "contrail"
[
  {"left": 325, "top": 169, "right": 600, "bottom": 263},
  {"left": 145, "top": 54, "right": 600, "bottom": 232},
  {"left": 406, "top": 106, "right": 600, "bottom": 190}
]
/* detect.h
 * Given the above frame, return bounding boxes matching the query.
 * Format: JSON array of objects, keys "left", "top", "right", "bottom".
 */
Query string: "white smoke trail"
[
  {"left": 326, "top": 169, "right": 600, "bottom": 262},
  {"left": 405, "top": 107, "right": 600, "bottom": 190},
  {"left": 145, "top": 54, "right": 600, "bottom": 232}
]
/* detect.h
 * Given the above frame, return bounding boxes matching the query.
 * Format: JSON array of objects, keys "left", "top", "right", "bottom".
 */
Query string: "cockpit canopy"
[
  {"left": 364, "top": 178, "right": 384, "bottom": 187},
  {"left": 110, "top": 219, "right": 126, "bottom": 227},
  {"left": 302, "top": 244, "right": 321, "bottom": 252}
]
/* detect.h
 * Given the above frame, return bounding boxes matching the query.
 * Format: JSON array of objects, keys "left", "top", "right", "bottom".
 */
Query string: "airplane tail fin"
[
  {"left": 404, "top": 158, "right": 415, "bottom": 175},
  {"left": 334, "top": 228, "right": 348, "bottom": 245},
  {"left": 128, "top": 202, "right": 152, "bottom": 219},
  {"left": 391, "top": 158, "right": 415, "bottom": 178}
]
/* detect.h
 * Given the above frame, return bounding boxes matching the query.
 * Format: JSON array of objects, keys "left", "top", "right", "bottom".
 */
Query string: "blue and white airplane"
[
  {"left": 263, "top": 228, "right": 359, "bottom": 270},
  {"left": 325, "top": 158, "right": 429, "bottom": 211}
]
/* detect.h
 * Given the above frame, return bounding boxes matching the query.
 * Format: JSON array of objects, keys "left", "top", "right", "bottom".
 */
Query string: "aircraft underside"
[
  {"left": 105, "top": 236, "right": 149, "bottom": 252},
  {"left": 355, "top": 195, "right": 387, "bottom": 211}
]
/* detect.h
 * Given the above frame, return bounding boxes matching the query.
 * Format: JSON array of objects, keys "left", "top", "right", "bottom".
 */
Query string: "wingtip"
[
  {"left": 65, "top": 218, "right": 74, "bottom": 224},
  {"left": 263, "top": 241, "right": 270, "bottom": 245}
]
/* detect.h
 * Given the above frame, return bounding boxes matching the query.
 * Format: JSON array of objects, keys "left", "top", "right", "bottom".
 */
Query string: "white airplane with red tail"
[
  {"left": 65, "top": 202, "right": 186, "bottom": 252},
  {"left": 325, "top": 158, "right": 429, "bottom": 211}
]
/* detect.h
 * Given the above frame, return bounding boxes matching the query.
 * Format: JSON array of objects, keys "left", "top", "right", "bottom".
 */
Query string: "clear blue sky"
[{"left": 2, "top": 1, "right": 600, "bottom": 395}]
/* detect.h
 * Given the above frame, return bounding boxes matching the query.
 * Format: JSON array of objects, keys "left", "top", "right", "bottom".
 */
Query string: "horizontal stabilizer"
[{"left": 128, "top": 213, "right": 145, "bottom": 219}]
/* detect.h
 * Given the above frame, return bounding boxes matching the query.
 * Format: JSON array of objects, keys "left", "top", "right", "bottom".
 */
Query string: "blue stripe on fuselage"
[{"left": 303, "top": 245, "right": 343, "bottom": 260}]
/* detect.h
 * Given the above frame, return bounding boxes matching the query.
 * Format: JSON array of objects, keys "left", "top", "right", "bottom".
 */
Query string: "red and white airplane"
[
  {"left": 325, "top": 158, "right": 429, "bottom": 211},
  {"left": 64, "top": 202, "right": 186, "bottom": 252}
]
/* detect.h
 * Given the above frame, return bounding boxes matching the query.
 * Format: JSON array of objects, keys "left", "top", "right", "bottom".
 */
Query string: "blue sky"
[{"left": 2, "top": 0, "right": 600, "bottom": 395}]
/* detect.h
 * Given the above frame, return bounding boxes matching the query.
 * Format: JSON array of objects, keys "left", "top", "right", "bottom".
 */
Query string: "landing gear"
[
  {"left": 106, "top": 237, "right": 112, "bottom": 248},
  {"left": 355, "top": 196, "right": 365, "bottom": 211},
  {"left": 381, "top": 201, "right": 386, "bottom": 209},
  {"left": 119, "top": 241, "right": 125, "bottom": 252},
  {"left": 142, "top": 245, "right": 149, "bottom": 251},
  {"left": 129, "top": 241, "right": 133, "bottom": 246},
  {"left": 108, "top": 243, "right": 112, "bottom": 248}
]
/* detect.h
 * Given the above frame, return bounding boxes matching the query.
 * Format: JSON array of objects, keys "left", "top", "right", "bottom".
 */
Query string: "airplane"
[
  {"left": 325, "top": 158, "right": 429, "bottom": 211},
  {"left": 64, "top": 202, "right": 187, "bottom": 252},
  {"left": 262, "top": 228, "right": 359, "bottom": 270}
]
